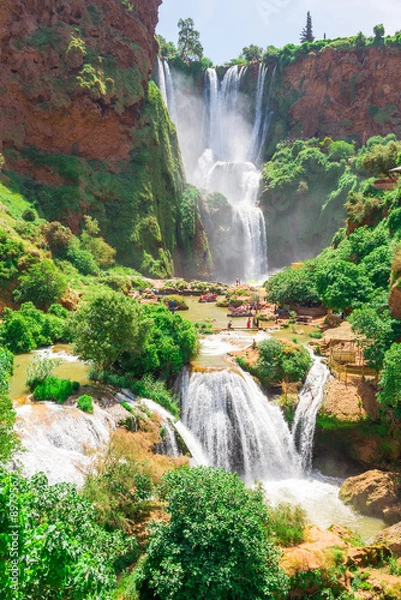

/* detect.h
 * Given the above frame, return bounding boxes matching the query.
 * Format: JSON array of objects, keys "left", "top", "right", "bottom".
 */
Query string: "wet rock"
[{"left": 339, "top": 470, "right": 401, "bottom": 524}]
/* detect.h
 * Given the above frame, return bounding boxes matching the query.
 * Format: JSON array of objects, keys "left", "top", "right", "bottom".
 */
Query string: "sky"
[{"left": 157, "top": 0, "right": 401, "bottom": 64}]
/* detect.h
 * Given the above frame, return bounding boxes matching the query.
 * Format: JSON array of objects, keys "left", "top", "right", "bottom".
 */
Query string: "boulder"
[
  {"left": 339, "top": 470, "right": 401, "bottom": 524},
  {"left": 375, "top": 522, "right": 401, "bottom": 556}
]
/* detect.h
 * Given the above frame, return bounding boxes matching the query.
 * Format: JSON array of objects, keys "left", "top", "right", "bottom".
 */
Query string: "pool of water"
[{"left": 10, "top": 344, "right": 91, "bottom": 400}]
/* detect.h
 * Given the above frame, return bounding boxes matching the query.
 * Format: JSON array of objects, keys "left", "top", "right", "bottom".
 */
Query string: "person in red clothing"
[{"left": 247, "top": 317, "right": 251, "bottom": 329}]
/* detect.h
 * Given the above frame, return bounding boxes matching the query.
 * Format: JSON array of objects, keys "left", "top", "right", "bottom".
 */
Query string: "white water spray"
[
  {"left": 292, "top": 356, "right": 332, "bottom": 472},
  {"left": 181, "top": 368, "right": 302, "bottom": 481}
]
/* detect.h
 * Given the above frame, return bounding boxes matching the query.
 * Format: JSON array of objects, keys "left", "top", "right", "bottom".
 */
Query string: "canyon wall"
[{"left": 269, "top": 45, "right": 401, "bottom": 151}]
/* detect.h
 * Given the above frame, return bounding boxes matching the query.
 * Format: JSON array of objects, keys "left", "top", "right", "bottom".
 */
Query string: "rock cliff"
[
  {"left": 0, "top": 0, "right": 160, "bottom": 163},
  {"left": 271, "top": 45, "right": 401, "bottom": 147}
]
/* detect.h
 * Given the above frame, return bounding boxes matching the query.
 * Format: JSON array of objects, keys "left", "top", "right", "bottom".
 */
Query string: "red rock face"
[
  {"left": 280, "top": 46, "right": 401, "bottom": 142},
  {"left": 0, "top": 0, "right": 161, "bottom": 166}
]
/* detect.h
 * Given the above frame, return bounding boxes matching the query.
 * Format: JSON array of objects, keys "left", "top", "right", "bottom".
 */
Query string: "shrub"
[
  {"left": 266, "top": 502, "right": 307, "bottom": 546},
  {"left": 136, "top": 467, "right": 289, "bottom": 600},
  {"left": 14, "top": 259, "right": 67, "bottom": 310},
  {"left": 33, "top": 376, "right": 77, "bottom": 403},
  {"left": 0, "top": 470, "right": 132, "bottom": 599},
  {"left": 245, "top": 338, "right": 313, "bottom": 387},
  {"left": 77, "top": 394, "right": 94, "bottom": 413}
]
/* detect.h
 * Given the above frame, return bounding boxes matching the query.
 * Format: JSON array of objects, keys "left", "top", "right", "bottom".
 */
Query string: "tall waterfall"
[
  {"left": 181, "top": 368, "right": 302, "bottom": 481},
  {"left": 250, "top": 63, "right": 268, "bottom": 162},
  {"left": 198, "top": 65, "right": 268, "bottom": 281},
  {"left": 154, "top": 60, "right": 273, "bottom": 282},
  {"left": 292, "top": 356, "right": 331, "bottom": 472},
  {"left": 155, "top": 57, "right": 176, "bottom": 122}
]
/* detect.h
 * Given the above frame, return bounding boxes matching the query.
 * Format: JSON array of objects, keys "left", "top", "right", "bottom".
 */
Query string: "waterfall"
[
  {"left": 256, "top": 64, "right": 277, "bottom": 164},
  {"left": 249, "top": 64, "right": 268, "bottom": 162},
  {"left": 116, "top": 389, "right": 209, "bottom": 465},
  {"left": 292, "top": 356, "right": 331, "bottom": 473},
  {"left": 155, "top": 57, "right": 168, "bottom": 107},
  {"left": 163, "top": 60, "right": 177, "bottom": 123},
  {"left": 181, "top": 368, "right": 302, "bottom": 482},
  {"left": 15, "top": 401, "right": 114, "bottom": 486},
  {"left": 154, "top": 60, "right": 270, "bottom": 282}
]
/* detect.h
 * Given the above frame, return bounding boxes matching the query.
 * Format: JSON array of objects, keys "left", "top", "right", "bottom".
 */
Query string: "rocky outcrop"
[
  {"left": 339, "top": 470, "right": 401, "bottom": 525},
  {"left": 375, "top": 522, "right": 401, "bottom": 556},
  {"left": 276, "top": 46, "right": 401, "bottom": 144},
  {"left": 0, "top": 0, "right": 161, "bottom": 165}
]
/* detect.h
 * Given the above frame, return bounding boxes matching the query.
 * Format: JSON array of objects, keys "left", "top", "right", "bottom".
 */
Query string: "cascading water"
[
  {"left": 179, "top": 352, "right": 385, "bottom": 541},
  {"left": 198, "top": 65, "right": 268, "bottom": 281},
  {"left": 155, "top": 57, "right": 176, "bottom": 122},
  {"left": 249, "top": 63, "right": 268, "bottom": 162},
  {"left": 292, "top": 356, "right": 332, "bottom": 472},
  {"left": 14, "top": 401, "right": 114, "bottom": 486},
  {"left": 181, "top": 367, "right": 302, "bottom": 481},
  {"left": 116, "top": 389, "right": 209, "bottom": 465},
  {"left": 154, "top": 60, "right": 271, "bottom": 282},
  {"left": 155, "top": 57, "right": 168, "bottom": 108}
]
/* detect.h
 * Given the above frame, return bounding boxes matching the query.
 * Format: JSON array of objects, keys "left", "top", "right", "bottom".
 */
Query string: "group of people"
[{"left": 227, "top": 316, "right": 259, "bottom": 330}]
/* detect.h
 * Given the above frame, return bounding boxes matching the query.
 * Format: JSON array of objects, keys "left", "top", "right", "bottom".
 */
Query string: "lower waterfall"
[
  {"left": 181, "top": 368, "right": 303, "bottom": 481},
  {"left": 292, "top": 356, "right": 331, "bottom": 472}
]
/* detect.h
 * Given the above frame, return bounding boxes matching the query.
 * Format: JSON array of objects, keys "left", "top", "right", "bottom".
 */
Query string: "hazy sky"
[{"left": 157, "top": 0, "right": 401, "bottom": 64}]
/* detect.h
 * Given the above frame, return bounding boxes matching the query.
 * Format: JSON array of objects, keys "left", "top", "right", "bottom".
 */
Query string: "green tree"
[
  {"left": 157, "top": 34, "right": 177, "bottom": 58},
  {"left": 265, "top": 264, "right": 320, "bottom": 306},
  {"left": 240, "top": 44, "right": 263, "bottom": 62},
  {"left": 69, "top": 290, "right": 146, "bottom": 371},
  {"left": 14, "top": 259, "right": 67, "bottom": 310},
  {"left": 378, "top": 342, "right": 401, "bottom": 408},
  {"left": 0, "top": 348, "right": 18, "bottom": 463},
  {"left": 315, "top": 259, "right": 372, "bottom": 311},
  {"left": 373, "top": 24, "right": 385, "bottom": 42},
  {"left": 253, "top": 338, "right": 312, "bottom": 386},
  {"left": 80, "top": 216, "right": 116, "bottom": 269},
  {"left": 300, "top": 11, "right": 315, "bottom": 43},
  {"left": 0, "top": 470, "right": 132, "bottom": 599},
  {"left": 177, "top": 18, "right": 203, "bottom": 62},
  {"left": 136, "top": 466, "right": 288, "bottom": 600},
  {"left": 349, "top": 305, "right": 395, "bottom": 371},
  {"left": 120, "top": 304, "right": 198, "bottom": 379},
  {"left": 360, "top": 141, "right": 401, "bottom": 176}
]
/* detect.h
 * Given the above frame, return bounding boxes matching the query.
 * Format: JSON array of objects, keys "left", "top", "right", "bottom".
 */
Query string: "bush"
[
  {"left": 266, "top": 502, "right": 307, "bottom": 546},
  {"left": 136, "top": 467, "right": 289, "bottom": 600},
  {"left": 0, "top": 303, "right": 69, "bottom": 354},
  {"left": 0, "top": 470, "right": 132, "bottom": 599},
  {"left": 77, "top": 394, "right": 94, "bottom": 413},
  {"left": 265, "top": 263, "right": 320, "bottom": 306},
  {"left": 33, "top": 376, "right": 77, "bottom": 403},
  {"left": 14, "top": 259, "right": 67, "bottom": 310},
  {"left": 244, "top": 338, "right": 313, "bottom": 387}
]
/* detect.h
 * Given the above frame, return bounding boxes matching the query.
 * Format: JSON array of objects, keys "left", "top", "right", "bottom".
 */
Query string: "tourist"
[
  {"left": 227, "top": 320, "right": 233, "bottom": 330},
  {"left": 247, "top": 317, "right": 251, "bottom": 329}
]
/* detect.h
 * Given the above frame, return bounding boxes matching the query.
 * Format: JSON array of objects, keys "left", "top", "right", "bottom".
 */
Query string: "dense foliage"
[
  {"left": 13, "top": 259, "right": 67, "bottom": 310},
  {"left": 0, "top": 302, "right": 69, "bottom": 354},
  {"left": 0, "top": 347, "right": 18, "bottom": 463},
  {"left": 377, "top": 342, "right": 401, "bottom": 410},
  {"left": 69, "top": 290, "right": 146, "bottom": 372},
  {"left": 120, "top": 303, "right": 198, "bottom": 380},
  {"left": 0, "top": 470, "right": 133, "bottom": 599},
  {"left": 238, "top": 338, "right": 312, "bottom": 387},
  {"left": 136, "top": 467, "right": 288, "bottom": 600}
]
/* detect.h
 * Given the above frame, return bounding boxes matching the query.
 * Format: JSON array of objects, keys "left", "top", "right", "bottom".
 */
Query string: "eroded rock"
[{"left": 339, "top": 470, "right": 401, "bottom": 524}]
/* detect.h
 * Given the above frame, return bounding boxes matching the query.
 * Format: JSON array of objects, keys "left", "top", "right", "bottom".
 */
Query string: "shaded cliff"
[{"left": 0, "top": 0, "right": 213, "bottom": 279}]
